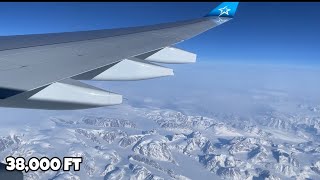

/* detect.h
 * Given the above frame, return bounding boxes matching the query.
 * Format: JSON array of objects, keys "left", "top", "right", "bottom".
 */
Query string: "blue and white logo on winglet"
[{"left": 205, "top": 2, "right": 239, "bottom": 18}]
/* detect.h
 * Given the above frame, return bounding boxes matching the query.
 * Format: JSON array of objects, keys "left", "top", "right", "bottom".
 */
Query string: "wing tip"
[{"left": 205, "top": 2, "right": 239, "bottom": 18}]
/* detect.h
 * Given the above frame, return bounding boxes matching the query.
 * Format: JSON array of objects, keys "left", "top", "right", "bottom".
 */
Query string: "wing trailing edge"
[
  {"left": 73, "top": 46, "right": 195, "bottom": 81},
  {"left": 136, "top": 47, "right": 197, "bottom": 64},
  {"left": 0, "top": 79, "right": 122, "bottom": 110},
  {"left": 74, "top": 59, "right": 174, "bottom": 81}
]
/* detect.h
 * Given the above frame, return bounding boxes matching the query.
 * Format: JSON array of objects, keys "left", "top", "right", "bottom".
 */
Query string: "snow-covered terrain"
[
  {"left": 0, "top": 62, "right": 320, "bottom": 179},
  {"left": 0, "top": 102, "right": 319, "bottom": 180}
]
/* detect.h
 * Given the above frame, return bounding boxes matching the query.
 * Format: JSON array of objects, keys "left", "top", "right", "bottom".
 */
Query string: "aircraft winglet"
[{"left": 205, "top": 2, "right": 239, "bottom": 18}]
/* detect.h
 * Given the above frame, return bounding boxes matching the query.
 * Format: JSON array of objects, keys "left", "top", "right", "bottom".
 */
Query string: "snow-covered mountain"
[{"left": 0, "top": 102, "right": 319, "bottom": 180}]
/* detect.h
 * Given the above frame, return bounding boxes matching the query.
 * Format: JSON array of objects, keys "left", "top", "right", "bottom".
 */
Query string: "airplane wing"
[{"left": 0, "top": 2, "right": 239, "bottom": 110}]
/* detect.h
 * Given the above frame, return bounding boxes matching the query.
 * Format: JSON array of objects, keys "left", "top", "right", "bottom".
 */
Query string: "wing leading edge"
[{"left": 0, "top": 2, "right": 239, "bottom": 110}]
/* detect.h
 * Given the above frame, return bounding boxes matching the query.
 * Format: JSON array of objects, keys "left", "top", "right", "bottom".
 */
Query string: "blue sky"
[{"left": 0, "top": 2, "right": 319, "bottom": 65}]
